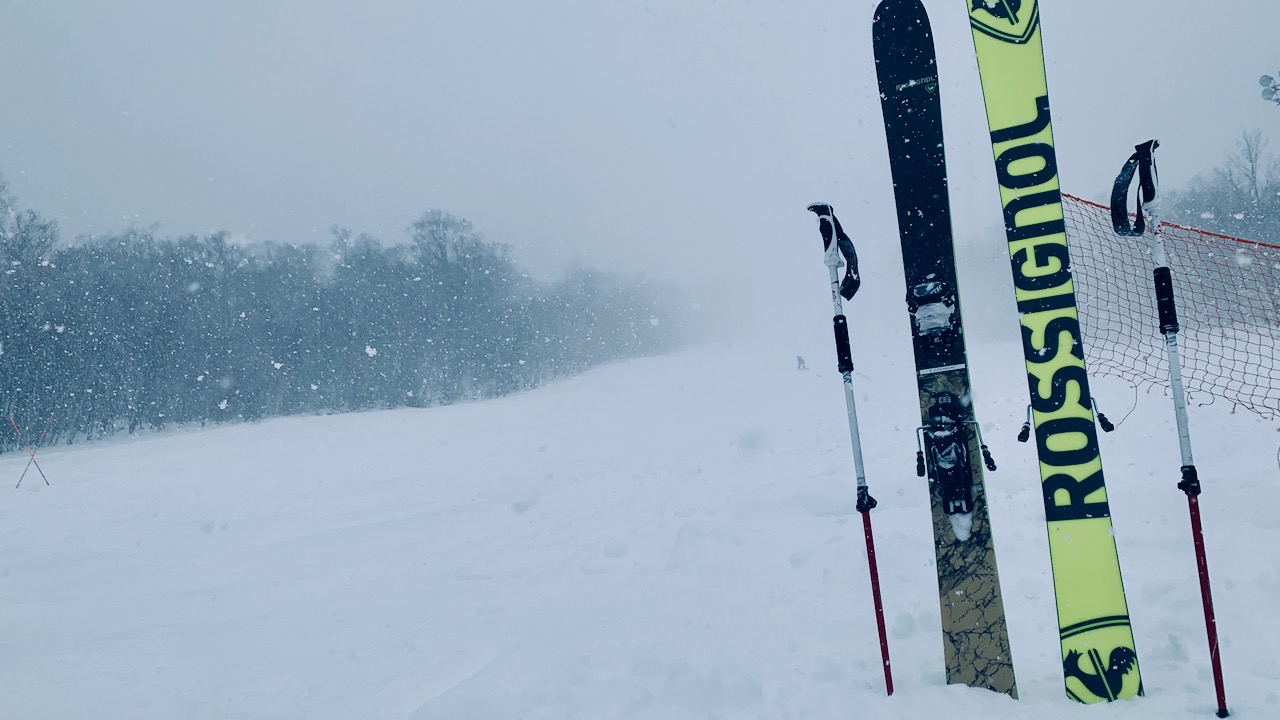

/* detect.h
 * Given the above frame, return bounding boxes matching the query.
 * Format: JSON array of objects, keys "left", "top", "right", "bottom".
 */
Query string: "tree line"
[
  {"left": 1, "top": 178, "right": 686, "bottom": 453},
  {"left": 1163, "top": 130, "right": 1280, "bottom": 244}
]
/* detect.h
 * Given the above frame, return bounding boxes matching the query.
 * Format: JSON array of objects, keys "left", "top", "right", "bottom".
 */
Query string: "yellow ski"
[{"left": 966, "top": 0, "right": 1143, "bottom": 703}]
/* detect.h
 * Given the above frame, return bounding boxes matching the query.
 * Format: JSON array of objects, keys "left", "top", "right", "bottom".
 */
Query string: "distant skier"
[{"left": 796, "top": 355, "right": 807, "bottom": 370}]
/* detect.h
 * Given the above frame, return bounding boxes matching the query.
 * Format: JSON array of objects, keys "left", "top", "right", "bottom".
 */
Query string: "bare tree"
[
  {"left": 1215, "top": 130, "right": 1275, "bottom": 207},
  {"left": 1164, "top": 130, "right": 1280, "bottom": 244}
]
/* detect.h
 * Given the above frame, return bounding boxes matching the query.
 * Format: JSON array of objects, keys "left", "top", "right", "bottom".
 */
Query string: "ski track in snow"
[{"left": 1, "top": 341, "right": 1277, "bottom": 719}]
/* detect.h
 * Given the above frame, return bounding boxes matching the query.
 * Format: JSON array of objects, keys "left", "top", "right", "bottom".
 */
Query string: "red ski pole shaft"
[
  {"left": 37, "top": 412, "right": 55, "bottom": 444},
  {"left": 9, "top": 417, "right": 37, "bottom": 460},
  {"left": 1187, "top": 494, "right": 1228, "bottom": 717},
  {"left": 862, "top": 510, "right": 893, "bottom": 696}
]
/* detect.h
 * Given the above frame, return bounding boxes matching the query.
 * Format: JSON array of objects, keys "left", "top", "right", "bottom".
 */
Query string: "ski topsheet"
[
  {"left": 966, "top": 0, "right": 1143, "bottom": 703},
  {"left": 872, "top": 0, "right": 1015, "bottom": 697}
]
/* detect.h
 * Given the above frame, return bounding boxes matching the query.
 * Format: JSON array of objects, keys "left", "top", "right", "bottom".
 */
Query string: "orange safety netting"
[{"left": 1063, "top": 193, "right": 1280, "bottom": 420}]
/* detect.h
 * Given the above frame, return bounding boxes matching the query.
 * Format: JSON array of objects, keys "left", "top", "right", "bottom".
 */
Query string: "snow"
[
  {"left": 914, "top": 301, "right": 955, "bottom": 334},
  {"left": 2, "top": 340, "right": 1277, "bottom": 719},
  {"left": 948, "top": 511, "right": 973, "bottom": 542}
]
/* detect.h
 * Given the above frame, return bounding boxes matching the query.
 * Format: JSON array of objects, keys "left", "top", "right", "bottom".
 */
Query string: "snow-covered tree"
[{"left": 1164, "top": 130, "right": 1280, "bottom": 244}]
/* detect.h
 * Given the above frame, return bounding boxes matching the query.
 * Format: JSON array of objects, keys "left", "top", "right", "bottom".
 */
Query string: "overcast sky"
[{"left": 2, "top": 0, "right": 1277, "bottom": 310}]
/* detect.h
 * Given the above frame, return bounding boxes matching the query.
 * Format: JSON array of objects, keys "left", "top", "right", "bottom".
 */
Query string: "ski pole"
[
  {"left": 1114, "top": 140, "right": 1228, "bottom": 717},
  {"left": 806, "top": 202, "right": 892, "bottom": 696},
  {"left": 10, "top": 414, "right": 53, "bottom": 488}
]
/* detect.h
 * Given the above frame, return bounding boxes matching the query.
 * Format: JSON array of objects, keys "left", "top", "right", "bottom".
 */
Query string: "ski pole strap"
[
  {"left": 1111, "top": 139, "right": 1160, "bottom": 237},
  {"left": 831, "top": 214, "right": 861, "bottom": 300},
  {"left": 806, "top": 203, "right": 861, "bottom": 300}
]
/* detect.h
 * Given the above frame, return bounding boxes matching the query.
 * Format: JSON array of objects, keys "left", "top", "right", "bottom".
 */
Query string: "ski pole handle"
[{"left": 833, "top": 315, "right": 854, "bottom": 374}]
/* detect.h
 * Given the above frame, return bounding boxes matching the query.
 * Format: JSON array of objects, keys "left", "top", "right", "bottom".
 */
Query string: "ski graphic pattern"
[
  {"left": 872, "top": 0, "right": 1016, "bottom": 697},
  {"left": 965, "top": 0, "right": 1143, "bottom": 703}
]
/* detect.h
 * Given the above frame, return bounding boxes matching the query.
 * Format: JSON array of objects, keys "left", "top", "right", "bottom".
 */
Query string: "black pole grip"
[
  {"left": 833, "top": 315, "right": 853, "bottom": 373},
  {"left": 1154, "top": 266, "right": 1180, "bottom": 335},
  {"left": 981, "top": 444, "right": 997, "bottom": 472},
  {"left": 915, "top": 451, "right": 926, "bottom": 477},
  {"left": 1017, "top": 422, "right": 1031, "bottom": 443}
]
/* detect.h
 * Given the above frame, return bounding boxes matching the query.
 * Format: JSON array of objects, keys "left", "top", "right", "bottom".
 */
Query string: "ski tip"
[
  {"left": 806, "top": 202, "right": 832, "bottom": 216},
  {"left": 872, "top": 0, "right": 918, "bottom": 21}
]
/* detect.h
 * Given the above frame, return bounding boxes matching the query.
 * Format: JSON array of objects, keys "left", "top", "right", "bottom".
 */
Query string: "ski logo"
[
  {"left": 987, "top": 93, "right": 1110, "bottom": 523},
  {"left": 1063, "top": 647, "right": 1140, "bottom": 703},
  {"left": 895, "top": 74, "right": 938, "bottom": 94},
  {"left": 969, "top": 0, "right": 1039, "bottom": 44}
]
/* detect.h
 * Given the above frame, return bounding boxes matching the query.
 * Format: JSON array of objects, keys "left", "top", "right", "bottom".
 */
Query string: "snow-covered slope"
[{"left": 2, "top": 340, "right": 1276, "bottom": 719}]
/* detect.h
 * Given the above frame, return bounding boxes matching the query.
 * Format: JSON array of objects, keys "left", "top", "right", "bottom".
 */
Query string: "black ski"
[{"left": 873, "top": 0, "right": 1016, "bottom": 697}]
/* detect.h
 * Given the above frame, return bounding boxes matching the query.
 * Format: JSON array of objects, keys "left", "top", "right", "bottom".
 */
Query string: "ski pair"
[
  {"left": 871, "top": 0, "right": 1143, "bottom": 703},
  {"left": 810, "top": 0, "right": 1146, "bottom": 703}
]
